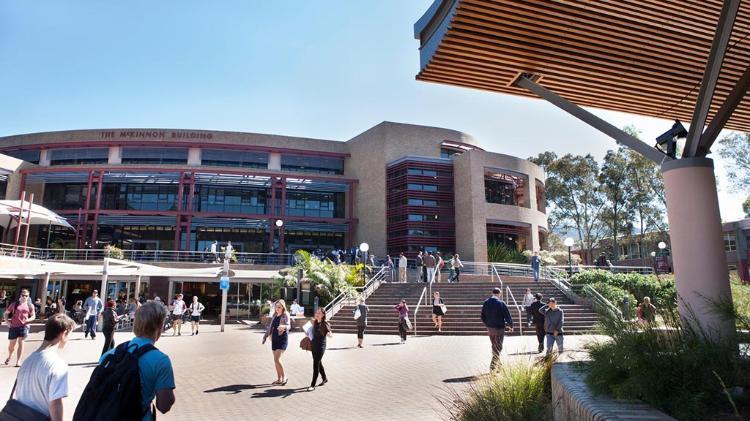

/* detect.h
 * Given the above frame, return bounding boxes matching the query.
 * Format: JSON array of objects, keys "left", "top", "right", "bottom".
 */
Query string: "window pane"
[
  {"left": 280, "top": 155, "right": 344, "bottom": 175},
  {"left": 202, "top": 149, "right": 268, "bottom": 169},
  {"left": 49, "top": 148, "right": 109, "bottom": 165},
  {"left": 121, "top": 147, "right": 188, "bottom": 164}
]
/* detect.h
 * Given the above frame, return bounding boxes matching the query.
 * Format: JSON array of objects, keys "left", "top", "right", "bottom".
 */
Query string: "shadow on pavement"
[
  {"left": 327, "top": 346, "right": 357, "bottom": 351},
  {"left": 442, "top": 375, "right": 481, "bottom": 384},
  {"left": 68, "top": 362, "right": 99, "bottom": 367},
  {"left": 204, "top": 384, "right": 266, "bottom": 395},
  {"left": 251, "top": 388, "right": 306, "bottom": 399},
  {"left": 508, "top": 351, "right": 541, "bottom": 356},
  {"left": 371, "top": 342, "right": 401, "bottom": 347}
]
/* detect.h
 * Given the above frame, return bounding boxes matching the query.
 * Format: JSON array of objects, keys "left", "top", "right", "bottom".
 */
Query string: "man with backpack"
[
  {"left": 74, "top": 301, "right": 175, "bottom": 421},
  {"left": 3, "top": 313, "right": 75, "bottom": 421}
]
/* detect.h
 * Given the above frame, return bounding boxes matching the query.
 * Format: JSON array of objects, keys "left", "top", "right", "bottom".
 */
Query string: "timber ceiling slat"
[{"left": 417, "top": 0, "right": 750, "bottom": 133}]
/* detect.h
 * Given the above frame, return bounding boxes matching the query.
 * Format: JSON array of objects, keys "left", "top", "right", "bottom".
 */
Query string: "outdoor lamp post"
[
  {"left": 658, "top": 241, "right": 667, "bottom": 251},
  {"left": 564, "top": 237, "right": 575, "bottom": 275},
  {"left": 359, "top": 242, "right": 369, "bottom": 284},
  {"left": 275, "top": 219, "right": 284, "bottom": 261}
]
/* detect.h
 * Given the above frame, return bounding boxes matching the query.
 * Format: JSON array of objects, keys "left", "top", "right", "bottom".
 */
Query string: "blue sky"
[{"left": 0, "top": 0, "right": 744, "bottom": 220}]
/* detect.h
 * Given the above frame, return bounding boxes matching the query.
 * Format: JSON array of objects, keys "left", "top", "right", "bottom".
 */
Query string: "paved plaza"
[{"left": 0, "top": 323, "right": 600, "bottom": 420}]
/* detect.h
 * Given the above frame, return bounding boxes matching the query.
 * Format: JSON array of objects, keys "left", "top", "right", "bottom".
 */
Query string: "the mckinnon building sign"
[{"left": 99, "top": 130, "right": 214, "bottom": 140}]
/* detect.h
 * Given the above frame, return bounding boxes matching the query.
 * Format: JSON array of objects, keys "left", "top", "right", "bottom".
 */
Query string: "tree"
[
  {"left": 599, "top": 148, "right": 633, "bottom": 262},
  {"left": 530, "top": 153, "right": 607, "bottom": 264},
  {"left": 744, "top": 196, "right": 750, "bottom": 218},
  {"left": 718, "top": 132, "right": 750, "bottom": 193}
]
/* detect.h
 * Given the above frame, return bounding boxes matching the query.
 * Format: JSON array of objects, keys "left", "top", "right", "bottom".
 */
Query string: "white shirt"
[
  {"left": 84, "top": 297, "right": 102, "bottom": 318},
  {"left": 210, "top": 243, "right": 217, "bottom": 253},
  {"left": 15, "top": 347, "right": 69, "bottom": 417},
  {"left": 522, "top": 293, "right": 534, "bottom": 307},
  {"left": 172, "top": 299, "right": 186, "bottom": 315},
  {"left": 224, "top": 244, "right": 233, "bottom": 258},
  {"left": 189, "top": 301, "right": 205, "bottom": 316},
  {"left": 290, "top": 303, "right": 303, "bottom": 314},
  {"left": 398, "top": 256, "right": 408, "bottom": 268}
]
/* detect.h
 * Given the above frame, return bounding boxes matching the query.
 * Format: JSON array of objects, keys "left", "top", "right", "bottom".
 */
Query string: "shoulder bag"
[
  {"left": 300, "top": 336, "right": 312, "bottom": 351},
  {"left": 0, "top": 377, "right": 51, "bottom": 421}
]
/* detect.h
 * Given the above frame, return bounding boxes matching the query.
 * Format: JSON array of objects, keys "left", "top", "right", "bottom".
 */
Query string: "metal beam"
[
  {"left": 514, "top": 75, "right": 670, "bottom": 164},
  {"left": 696, "top": 62, "right": 750, "bottom": 157},
  {"left": 684, "top": 0, "right": 742, "bottom": 158}
]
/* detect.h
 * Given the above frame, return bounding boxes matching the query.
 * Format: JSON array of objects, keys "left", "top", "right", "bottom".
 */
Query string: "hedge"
[
  {"left": 571, "top": 270, "right": 676, "bottom": 309},
  {"left": 584, "top": 282, "right": 637, "bottom": 316}
]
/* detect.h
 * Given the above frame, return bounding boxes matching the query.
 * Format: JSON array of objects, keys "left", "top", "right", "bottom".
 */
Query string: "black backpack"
[{"left": 73, "top": 341, "right": 156, "bottom": 421}]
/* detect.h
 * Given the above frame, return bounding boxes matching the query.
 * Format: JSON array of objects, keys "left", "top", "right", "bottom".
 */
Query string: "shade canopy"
[
  {"left": 415, "top": 0, "right": 750, "bottom": 132},
  {"left": 0, "top": 200, "right": 74, "bottom": 230}
]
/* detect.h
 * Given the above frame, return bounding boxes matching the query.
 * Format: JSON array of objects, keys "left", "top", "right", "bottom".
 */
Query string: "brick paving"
[{"left": 0, "top": 323, "right": 603, "bottom": 420}]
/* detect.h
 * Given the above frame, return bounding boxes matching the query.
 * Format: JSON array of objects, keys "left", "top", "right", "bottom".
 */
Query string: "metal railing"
[
  {"left": 582, "top": 284, "right": 624, "bottom": 320},
  {"left": 548, "top": 264, "right": 654, "bottom": 275},
  {"left": 412, "top": 286, "right": 427, "bottom": 336},
  {"left": 0, "top": 242, "right": 293, "bottom": 265},
  {"left": 542, "top": 266, "right": 579, "bottom": 303},
  {"left": 324, "top": 266, "right": 387, "bottom": 320},
  {"left": 505, "top": 285, "right": 524, "bottom": 335}
]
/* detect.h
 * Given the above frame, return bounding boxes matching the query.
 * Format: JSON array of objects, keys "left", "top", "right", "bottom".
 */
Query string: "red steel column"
[
  {"left": 174, "top": 172, "right": 185, "bottom": 251},
  {"left": 90, "top": 171, "right": 103, "bottom": 246},
  {"left": 279, "top": 178, "right": 286, "bottom": 253}
]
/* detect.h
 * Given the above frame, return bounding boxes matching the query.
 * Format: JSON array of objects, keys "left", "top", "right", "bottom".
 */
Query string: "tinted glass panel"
[
  {"left": 49, "top": 148, "right": 109, "bottom": 165},
  {"left": 196, "top": 186, "right": 268, "bottom": 214},
  {"left": 4, "top": 150, "right": 40, "bottom": 164},
  {"left": 280, "top": 155, "right": 343, "bottom": 175},
  {"left": 43, "top": 184, "right": 88, "bottom": 209},
  {"left": 201, "top": 149, "right": 268, "bottom": 169},
  {"left": 101, "top": 183, "right": 178, "bottom": 211},
  {"left": 285, "top": 191, "right": 344, "bottom": 218},
  {"left": 121, "top": 148, "right": 188, "bottom": 164}
]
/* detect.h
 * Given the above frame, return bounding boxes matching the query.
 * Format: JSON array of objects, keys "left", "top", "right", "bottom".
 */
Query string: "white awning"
[{"left": 0, "top": 200, "right": 74, "bottom": 230}]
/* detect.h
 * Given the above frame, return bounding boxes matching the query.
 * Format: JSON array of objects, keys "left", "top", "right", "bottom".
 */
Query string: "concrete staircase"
[{"left": 329, "top": 280, "right": 599, "bottom": 336}]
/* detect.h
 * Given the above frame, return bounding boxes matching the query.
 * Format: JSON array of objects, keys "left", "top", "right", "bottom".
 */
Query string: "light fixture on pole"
[
  {"left": 658, "top": 241, "right": 667, "bottom": 250},
  {"left": 359, "top": 242, "right": 369, "bottom": 284},
  {"left": 275, "top": 219, "right": 284, "bottom": 254},
  {"left": 564, "top": 237, "right": 575, "bottom": 275}
]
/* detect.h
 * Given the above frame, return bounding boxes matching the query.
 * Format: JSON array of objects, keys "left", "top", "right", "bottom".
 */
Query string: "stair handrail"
[
  {"left": 582, "top": 284, "right": 624, "bottom": 320},
  {"left": 490, "top": 264, "right": 504, "bottom": 299},
  {"left": 325, "top": 265, "right": 389, "bottom": 320},
  {"left": 324, "top": 290, "right": 349, "bottom": 320},
  {"left": 412, "top": 286, "right": 427, "bottom": 336},
  {"left": 547, "top": 264, "right": 654, "bottom": 275},
  {"left": 543, "top": 266, "right": 578, "bottom": 303},
  {"left": 358, "top": 266, "right": 387, "bottom": 301},
  {"left": 505, "top": 285, "right": 524, "bottom": 335}
]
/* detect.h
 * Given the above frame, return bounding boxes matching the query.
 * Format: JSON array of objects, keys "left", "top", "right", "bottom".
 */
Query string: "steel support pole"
[
  {"left": 221, "top": 259, "right": 229, "bottom": 332},
  {"left": 40, "top": 272, "right": 50, "bottom": 315},
  {"left": 696, "top": 62, "right": 750, "bottom": 156},
  {"left": 514, "top": 75, "right": 669, "bottom": 165},
  {"left": 684, "top": 0, "right": 742, "bottom": 157},
  {"left": 100, "top": 257, "right": 109, "bottom": 301}
]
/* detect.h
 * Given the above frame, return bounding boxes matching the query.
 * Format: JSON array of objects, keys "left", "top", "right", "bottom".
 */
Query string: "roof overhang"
[{"left": 415, "top": 0, "right": 750, "bottom": 133}]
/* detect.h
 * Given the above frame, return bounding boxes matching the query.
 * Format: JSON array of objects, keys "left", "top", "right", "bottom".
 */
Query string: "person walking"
[
  {"left": 170, "top": 293, "right": 186, "bottom": 336},
  {"left": 481, "top": 287, "right": 513, "bottom": 371},
  {"left": 539, "top": 297, "right": 564, "bottom": 355},
  {"left": 354, "top": 297, "right": 368, "bottom": 348},
  {"left": 395, "top": 299, "right": 410, "bottom": 344},
  {"left": 398, "top": 252, "right": 408, "bottom": 283},
  {"left": 425, "top": 252, "right": 437, "bottom": 283},
  {"left": 529, "top": 293, "right": 546, "bottom": 353},
  {"left": 127, "top": 296, "right": 141, "bottom": 321},
  {"left": 55, "top": 297, "right": 66, "bottom": 315},
  {"left": 431, "top": 291, "right": 445, "bottom": 332},
  {"left": 636, "top": 296, "right": 657, "bottom": 325},
  {"left": 6, "top": 313, "right": 75, "bottom": 421},
  {"left": 530, "top": 251, "right": 541, "bottom": 282},
  {"left": 262, "top": 299, "right": 291, "bottom": 385},
  {"left": 224, "top": 241, "right": 234, "bottom": 263},
  {"left": 0, "top": 290, "right": 7, "bottom": 319},
  {"left": 522, "top": 288, "right": 535, "bottom": 327},
  {"left": 307, "top": 308, "right": 333, "bottom": 392},
  {"left": 416, "top": 251, "right": 424, "bottom": 282},
  {"left": 3, "top": 288, "right": 35, "bottom": 366},
  {"left": 451, "top": 254, "right": 464, "bottom": 283},
  {"left": 386, "top": 255, "right": 395, "bottom": 282},
  {"left": 100, "top": 299, "right": 121, "bottom": 356},
  {"left": 189, "top": 295, "right": 205, "bottom": 335},
  {"left": 93, "top": 302, "right": 176, "bottom": 420},
  {"left": 83, "top": 290, "right": 103, "bottom": 340},
  {"left": 435, "top": 252, "right": 444, "bottom": 283},
  {"left": 210, "top": 240, "right": 218, "bottom": 262}
]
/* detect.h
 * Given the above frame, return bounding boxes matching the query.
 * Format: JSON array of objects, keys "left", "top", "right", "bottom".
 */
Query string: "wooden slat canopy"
[{"left": 415, "top": 0, "right": 750, "bottom": 133}]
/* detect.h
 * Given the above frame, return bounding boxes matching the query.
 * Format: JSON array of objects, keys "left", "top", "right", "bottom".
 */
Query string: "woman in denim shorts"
[{"left": 3, "top": 288, "right": 35, "bottom": 366}]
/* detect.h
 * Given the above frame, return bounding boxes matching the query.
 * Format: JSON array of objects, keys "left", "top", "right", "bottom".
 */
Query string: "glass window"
[
  {"left": 440, "top": 147, "right": 462, "bottom": 159},
  {"left": 280, "top": 155, "right": 344, "bottom": 175},
  {"left": 196, "top": 186, "right": 267, "bottom": 214},
  {"left": 285, "top": 191, "right": 344, "bottom": 218},
  {"left": 407, "top": 168, "right": 438, "bottom": 177},
  {"left": 121, "top": 147, "right": 188, "bottom": 165},
  {"left": 4, "top": 149, "right": 40, "bottom": 164},
  {"left": 407, "top": 198, "right": 438, "bottom": 207},
  {"left": 724, "top": 234, "right": 737, "bottom": 252},
  {"left": 407, "top": 183, "right": 438, "bottom": 192},
  {"left": 43, "top": 184, "right": 89, "bottom": 210},
  {"left": 48, "top": 147, "right": 109, "bottom": 165},
  {"left": 101, "top": 184, "right": 178, "bottom": 211},
  {"left": 201, "top": 149, "right": 268, "bottom": 169}
]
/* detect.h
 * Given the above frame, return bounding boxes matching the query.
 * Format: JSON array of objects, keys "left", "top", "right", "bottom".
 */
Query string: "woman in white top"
[
  {"left": 170, "top": 293, "right": 187, "bottom": 336},
  {"left": 451, "top": 254, "right": 464, "bottom": 283},
  {"left": 188, "top": 296, "right": 205, "bottom": 336},
  {"left": 522, "top": 288, "right": 535, "bottom": 327},
  {"left": 431, "top": 292, "right": 445, "bottom": 332}
]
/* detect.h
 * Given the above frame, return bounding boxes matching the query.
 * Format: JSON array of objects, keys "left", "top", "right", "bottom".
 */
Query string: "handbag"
[
  {"left": 0, "top": 379, "right": 51, "bottom": 421},
  {"left": 354, "top": 308, "right": 362, "bottom": 320},
  {"left": 440, "top": 304, "right": 448, "bottom": 314},
  {"left": 299, "top": 336, "right": 312, "bottom": 352},
  {"left": 404, "top": 317, "right": 413, "bottom": 330}
]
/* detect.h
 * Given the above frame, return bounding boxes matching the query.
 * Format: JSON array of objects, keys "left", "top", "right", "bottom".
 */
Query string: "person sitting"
[
  {"left": 636, "top": 296, "right": 657, "bottom": 325},
  {"left": 290, "top": 299, "right": 304, "bottom": 317}
]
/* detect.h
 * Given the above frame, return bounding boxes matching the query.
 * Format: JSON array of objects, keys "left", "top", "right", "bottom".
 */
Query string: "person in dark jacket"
[
  {"left": 529, "top": 293, "right": 546, "bottom": 353},
  {"left": 480, "top": 288, "right": 513, "bottom": 370},
  {"left": 100, "top": 299, "right": 122, "bottom": 356},
  {"left": 354, "top": 297, "right": 368, "bottom": 348},
  {"left": 308, "top": 308, "right": 332, "bottom": 391},
  {"left": 539, "top": 297, "right": 564, "bottom": 355}
]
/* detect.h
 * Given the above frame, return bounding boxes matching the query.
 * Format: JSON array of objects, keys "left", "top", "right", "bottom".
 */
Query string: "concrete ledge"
[{"left": 552, "top": 362, "right": 676, "bottom": 421}]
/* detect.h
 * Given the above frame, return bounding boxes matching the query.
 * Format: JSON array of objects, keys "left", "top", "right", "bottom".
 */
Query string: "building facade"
[{"left": 0, "top": 122, "right": 547, "bottom": 261}]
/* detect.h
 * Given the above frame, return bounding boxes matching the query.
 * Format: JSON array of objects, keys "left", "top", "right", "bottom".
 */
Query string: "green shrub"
[
  {"left": 585, "top": 307, "right": 750, "bottom": 420},
  {"left": 569, "top": 269, "right": 613, "bottom": 286},
  {"left": 487, "top": 243, "right": 527, "bottom": 264},
  {"left": 440, "top": 357, "right": 554, "bottom": 420},
  {"left": 583, "top": 282, "right": 637, "bottom": 316}
]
